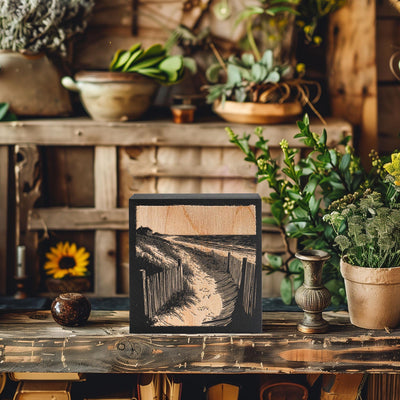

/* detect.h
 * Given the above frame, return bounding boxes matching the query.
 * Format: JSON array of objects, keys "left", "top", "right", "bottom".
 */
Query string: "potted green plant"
[
  {"left": 324, "top": 160, "right": 400, "bottom": 329},
  {"left": 0, "top": 0, "right": 95, "bottom": 116},
  {"left": 204, "top": 49, "right": 322, "bottom": 124},
  {"left": 228, "top": 115, "right": 400, "bottom": 329},
  {"left": 62, "top": 43, "right": 196, "bottom": 121}
]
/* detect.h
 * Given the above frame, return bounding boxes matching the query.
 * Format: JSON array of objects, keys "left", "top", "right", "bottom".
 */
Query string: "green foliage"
[
  {"left": 109, "top": 43, "right": 194, "bottom": 85},
  {"left": 235, "top": 0, "right": 345, "bottom": 56},
  {"left": 324, "top": 190, "right": 400, "bottom": 268},
  {"left": 226, "top": 114, "right": 372, "bottom": 304},
  {"left": 205, "top": 49, "right": 292, "bottom": 104},
  {"left": 0, "top": 103, "right": 17, "bottom": 121}
]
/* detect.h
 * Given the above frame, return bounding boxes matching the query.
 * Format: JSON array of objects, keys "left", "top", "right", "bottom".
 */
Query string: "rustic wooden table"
[{"left": 0, "top": 309, "right": 398, "bottom": 374}]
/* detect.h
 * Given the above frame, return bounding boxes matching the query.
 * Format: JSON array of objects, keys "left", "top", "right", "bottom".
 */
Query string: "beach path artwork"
[{"left": 129, "top": 194, "right": 261, "bottom": 333}]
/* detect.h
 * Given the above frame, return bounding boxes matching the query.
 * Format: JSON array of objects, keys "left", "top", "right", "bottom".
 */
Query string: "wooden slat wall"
[
  {"left": 0, "top": 146, "right": 8, "bottom": 295},
  {"left": 0, "top": 118, "right": 350, "bottom": 297},
  {"left": 376, "top": 0, "right": 400, "bottom": 154},
  {"left": 327, "top": 0, "right": 378, "bottom": 166}
]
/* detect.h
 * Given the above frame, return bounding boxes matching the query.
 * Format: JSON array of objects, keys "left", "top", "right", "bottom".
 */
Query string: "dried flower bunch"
[
  {"left": 0, "top": 0, "right": 94, "bottom": 55},
  {"left": 324, "top": 154, "right": 400, "bottom": 268}
]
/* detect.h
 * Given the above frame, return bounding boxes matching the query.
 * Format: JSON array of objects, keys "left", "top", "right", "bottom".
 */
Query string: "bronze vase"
[{"left": 294, "top": 249, "right": 331, "bottom": 333}]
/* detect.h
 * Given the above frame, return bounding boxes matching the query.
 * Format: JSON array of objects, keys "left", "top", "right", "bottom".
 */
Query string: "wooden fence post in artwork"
[{"left": 140, "top": 269, "right": 148, "bottom": 317}]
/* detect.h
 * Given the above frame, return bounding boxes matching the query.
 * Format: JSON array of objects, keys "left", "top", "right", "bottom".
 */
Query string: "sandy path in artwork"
[{"left": 152, "top": 248, "right": 223, "bottom": 326}]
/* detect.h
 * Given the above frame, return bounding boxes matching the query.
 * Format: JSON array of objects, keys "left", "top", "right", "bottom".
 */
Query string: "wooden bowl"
[{"left": 213, "top": 100, "right": 302, "bottom": 124}]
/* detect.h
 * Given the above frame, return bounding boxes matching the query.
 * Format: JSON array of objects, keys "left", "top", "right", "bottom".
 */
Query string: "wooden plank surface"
[
  {"left": 1, "top": 310, "right": 400, "bottom": 373},
  {"left": 0, "top": 118, "right": 351, "bottom": 147},
  {"left": 94, "top": 147, "right": 117, "bottom": 296},
  {"left": 0, "top": 146, "right": 8, "bottom": 295}
]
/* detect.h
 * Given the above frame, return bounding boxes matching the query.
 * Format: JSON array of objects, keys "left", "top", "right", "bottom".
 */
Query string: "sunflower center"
[{"left": 59, "top": 256, "right": 76, "bottom": 270}]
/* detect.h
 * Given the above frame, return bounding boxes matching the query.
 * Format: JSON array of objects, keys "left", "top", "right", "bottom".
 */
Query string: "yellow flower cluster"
[{"left": 384, "top": 153, "right": 400, "bottom": 186}]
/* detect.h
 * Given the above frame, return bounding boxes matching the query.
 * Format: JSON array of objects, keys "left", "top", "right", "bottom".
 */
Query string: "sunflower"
[{"left": 44, "top": 241, "right": 90, "bottom": 279}]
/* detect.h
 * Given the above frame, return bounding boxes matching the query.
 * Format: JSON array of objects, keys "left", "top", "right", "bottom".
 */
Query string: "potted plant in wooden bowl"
[
  {"left": 204, "top": 49, "right": 322, "bottom": 124},
  {"left": 62, "top": 43, "right": 195, "bottom": 121},
  {"left": 324, "top": 157, "right": 400, "bottom": 330},
  {"left": 0, "top": 0, "right": 95, "bottom": 116}
]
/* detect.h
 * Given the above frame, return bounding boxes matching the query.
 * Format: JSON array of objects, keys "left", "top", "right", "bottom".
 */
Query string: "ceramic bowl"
[{"left": 62, "top": 71, "right": 159, "bottom": 122}]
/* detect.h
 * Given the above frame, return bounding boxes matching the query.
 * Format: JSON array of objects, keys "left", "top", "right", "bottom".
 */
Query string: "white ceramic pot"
[
  {"left": 62, "top": 71, "right": 159, "bottom": 122},
  {"left": 341, "top": 259, "right": 400, "bottom": 329},
  {"left": 0, "top": 50, "right": 72, "bottom": 116}
]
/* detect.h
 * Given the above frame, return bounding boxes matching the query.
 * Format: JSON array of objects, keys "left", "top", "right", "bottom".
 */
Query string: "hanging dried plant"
[{"left": 0, "top": 0, "right": 94, "bottom": 56}]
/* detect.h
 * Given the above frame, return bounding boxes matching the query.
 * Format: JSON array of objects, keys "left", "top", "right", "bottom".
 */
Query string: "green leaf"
[
  {"left": 251, "top": 64, "right": 267, "bottom": 82},
  {"left": 309, "top": 195, "right": 321, "bottom": 218},
  {"left": 226, "top": 64, "right": 242, "bottom": 85},
  {"left": 261, "top": 50, "right": 273, "bottom": 69},
  {"left": 262, "top": 216, "right": 278, "bottom": 226},
  {"left": 241, "top": 52, "right": 255, "bottom": 67},
  {"left": 339, "top": 153, "right": 351, "bottom": 173},
  {"left": 267, "top": 254, "right": 283, "bottom": 269},
  {"left": 280, "top": 277, "right": 293, "bottom": 305},
  {"left": 159, "top": 55, "right": 183, "bottom": 72},
  {"left": 288, "top": 258, "right": 303, "bottom": 273},
  {"left": 319, "top": 129, "right": 327, "bottom": 146},
  {"left": 265, "top": 71, "right": 280, "bottom": 83},
  {"left": 121, "top": 49, "right": 144, "bottom": 71},
  {"left": 265, "top": 6, "right": 298, "bottom": 16},
  {"left": 293, "top": 274, "right": 303, "bottom": 291},
  {"left": 0, "top": 103, "right": 10, "bottom": 120},
  {"left": 128, "top": 43, "right": 142, "bottom": 53},
  {"left": 109, "top": 50, "right": 130, "bottom": 71},
  {"left": 141, "top": 43, "right": 165, "bottom": 59},
  {"left": 304, "top": 175, "right": 319, "bottom": 194},
  {"left": 127, "top": 55, "right": 165, "bottom": 71}
]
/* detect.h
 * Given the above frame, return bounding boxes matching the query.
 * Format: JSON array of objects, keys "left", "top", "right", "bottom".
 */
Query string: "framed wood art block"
[{"left": 129, "top": 193, "right": 262, "bottom": 333}]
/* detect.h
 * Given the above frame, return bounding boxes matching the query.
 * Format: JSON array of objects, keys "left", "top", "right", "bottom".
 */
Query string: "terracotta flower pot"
[
  {"left": 340, "top": 259, "right": 400, "bottom": 329},
  {"left": 213, "top": 100, "right": 302, "bottom": 124}
]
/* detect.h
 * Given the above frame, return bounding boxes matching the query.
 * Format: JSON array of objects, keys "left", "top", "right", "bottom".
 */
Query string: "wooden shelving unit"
[{"left": 0, "top": 117, "right": 352, "bottom": 298}]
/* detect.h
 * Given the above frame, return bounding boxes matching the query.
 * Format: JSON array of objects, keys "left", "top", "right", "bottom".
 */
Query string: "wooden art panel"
[{"left": 129, "top": 193, "right": 262, "bottom": 333}]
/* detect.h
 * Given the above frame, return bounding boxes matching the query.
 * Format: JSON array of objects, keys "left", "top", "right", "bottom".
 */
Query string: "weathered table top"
[{"left": 0, "top": 310, "right": 399, "bottom": 374}]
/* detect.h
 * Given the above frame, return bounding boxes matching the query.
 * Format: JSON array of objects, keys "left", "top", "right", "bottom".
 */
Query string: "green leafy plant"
[
  {"left": 0, "top": 0, "right": 94, "bottom": 56},
  {"left": 205, "top": 49, "right": 322, "bottom": 120},
  {"left": 235, "top": 0, "right": 346, "bottom": 57},
  {"left": 226, "top": 114, "right": 372, "bottom": 305},
  {"left": 109, "top": 43, "right": 196, "bottom": 85},
  {"left": 324, "top": 156, "right": 400, "bottom": 268}
]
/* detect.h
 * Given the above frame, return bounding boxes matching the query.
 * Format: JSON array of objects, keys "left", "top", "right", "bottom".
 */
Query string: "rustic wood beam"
[
  {"left": 0, "top": 118, "right": 351, "bottom": 147},
  {"left": 1, "top": 310, "right": 400, "bottom": 374}
]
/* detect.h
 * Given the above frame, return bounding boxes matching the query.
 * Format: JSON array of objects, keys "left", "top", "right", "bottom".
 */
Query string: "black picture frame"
[{"left": 129, "top": 193, "right": 262, "bottom": 333}]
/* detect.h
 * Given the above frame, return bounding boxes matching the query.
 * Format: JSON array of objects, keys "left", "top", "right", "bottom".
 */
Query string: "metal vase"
[{"left": 295, "top": 249, "right": 331, "bottom": 333}]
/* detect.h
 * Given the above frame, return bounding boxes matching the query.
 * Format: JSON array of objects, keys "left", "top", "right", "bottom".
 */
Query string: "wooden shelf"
[
  {"left": 0, "top": 310, "right": 399, "bottom": 374},
  {"left": 0, "top": 117, "right": 351, "bottom": 147}
]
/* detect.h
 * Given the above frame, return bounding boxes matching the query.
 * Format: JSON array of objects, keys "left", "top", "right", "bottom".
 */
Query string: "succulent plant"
[{"left": 109, "top": 43, "right": 194, "bottom": 85}]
